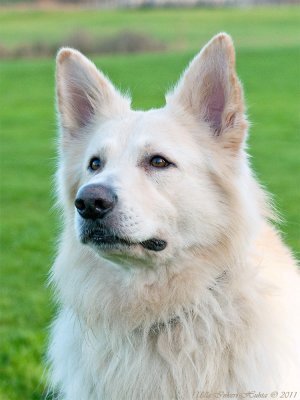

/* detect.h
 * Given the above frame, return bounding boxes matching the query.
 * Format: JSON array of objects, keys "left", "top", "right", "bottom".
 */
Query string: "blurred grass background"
[{"left": 0, "top": 5, "right": 300, "bottom": 399}]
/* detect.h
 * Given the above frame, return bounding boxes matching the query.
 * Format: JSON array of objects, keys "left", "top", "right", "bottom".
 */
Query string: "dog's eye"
[
  {"left": 150, "top": 156, "right": 170, "bottom": 168},
  {"left": 89, "top": 157, "right": 101, "bottom": 171}
]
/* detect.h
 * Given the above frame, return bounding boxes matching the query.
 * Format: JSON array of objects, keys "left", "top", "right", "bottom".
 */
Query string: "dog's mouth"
[{"left": 81, "top": 230, "right": 167, "bottom": 252}]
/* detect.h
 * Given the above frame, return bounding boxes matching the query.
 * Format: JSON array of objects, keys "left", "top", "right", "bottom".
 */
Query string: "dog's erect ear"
[
  {"left": 167, "top": 33, "right": 247, "bottom": 151},
  {"left": 56, "top": 48, "right": 130, "bottom": 134}
]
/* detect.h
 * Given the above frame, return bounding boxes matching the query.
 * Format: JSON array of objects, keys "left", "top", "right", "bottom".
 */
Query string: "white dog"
[{"left": 48, "top": 33, "right": 300, "bottom": 399}]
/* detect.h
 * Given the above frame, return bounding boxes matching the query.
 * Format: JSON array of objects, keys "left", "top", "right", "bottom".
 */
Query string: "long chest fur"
[{"left": 51, "top": 284, "right": 282, "bottom": 400}]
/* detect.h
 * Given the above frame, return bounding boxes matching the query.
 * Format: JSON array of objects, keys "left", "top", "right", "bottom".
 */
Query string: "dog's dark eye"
[
  {"left": 150, "top": 156, "right": 170, "bottom": 168},
  {"left": 89, "top": 157, "right": 101, "bottom": 171}
]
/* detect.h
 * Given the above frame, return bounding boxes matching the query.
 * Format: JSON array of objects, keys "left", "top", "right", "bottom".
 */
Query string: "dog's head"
[{"left": 56, "top": 33, "right": 249, "bottom": 265}]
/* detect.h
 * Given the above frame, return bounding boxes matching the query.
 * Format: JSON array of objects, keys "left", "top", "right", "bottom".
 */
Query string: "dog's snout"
[{"left": 75, "top": 184, "right": 117, "bottom": 220}]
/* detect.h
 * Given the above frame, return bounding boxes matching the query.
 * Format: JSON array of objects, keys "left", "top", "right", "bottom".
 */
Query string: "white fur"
[{"left": 48, "top": 34, "right": 300, "bottom": 399}]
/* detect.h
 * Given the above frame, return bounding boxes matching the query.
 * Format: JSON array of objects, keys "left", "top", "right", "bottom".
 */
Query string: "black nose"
[{"left": 75, "top": 184, "right": 117, "bottom": 220}]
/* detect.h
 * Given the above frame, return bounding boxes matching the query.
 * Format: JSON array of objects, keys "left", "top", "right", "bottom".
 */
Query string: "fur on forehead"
[
  {"left": 56, "top": 33, "right": 247, "bottom": 159},
  {"left": 83, "top": 108, "right": 210, "bottom": 169}
]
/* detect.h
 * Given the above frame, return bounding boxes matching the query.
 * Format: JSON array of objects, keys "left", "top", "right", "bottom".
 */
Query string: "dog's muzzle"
[{"left": 75, "top": 185, "right": 167, "bottom": 252}]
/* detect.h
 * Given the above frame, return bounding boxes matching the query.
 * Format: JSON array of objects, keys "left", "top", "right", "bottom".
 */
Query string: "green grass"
[
  {"left": 0, "top": 6, "right": 300, "bottom": 51},
  {"left": 0, "top": 6, "right": 300, "bottom": 400}
]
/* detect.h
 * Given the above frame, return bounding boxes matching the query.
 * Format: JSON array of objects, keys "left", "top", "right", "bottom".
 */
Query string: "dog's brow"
[{"left": 92, "top": 135, "right": 122, "bottom": 158}]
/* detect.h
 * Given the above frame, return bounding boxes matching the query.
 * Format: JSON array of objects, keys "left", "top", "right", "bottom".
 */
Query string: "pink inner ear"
[
  {"left": 205, "top": 81, "right": 225, "bottom": 135},
  {"left": 70, "top": 86, "right": 94, "bottom": 128}
]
